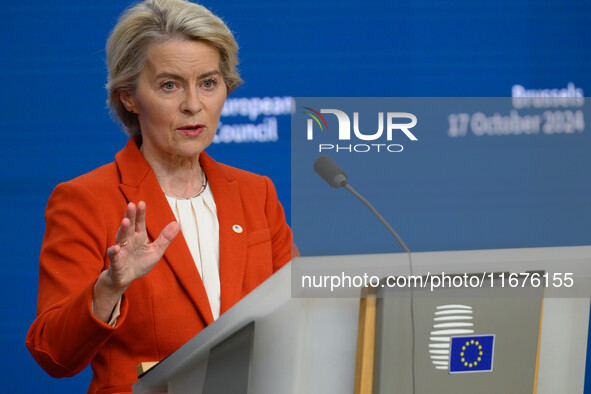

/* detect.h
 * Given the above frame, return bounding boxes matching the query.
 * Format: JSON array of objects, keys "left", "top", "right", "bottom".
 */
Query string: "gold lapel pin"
[{"left": 232, "top": 224, "right": 243, "bottom": 233}]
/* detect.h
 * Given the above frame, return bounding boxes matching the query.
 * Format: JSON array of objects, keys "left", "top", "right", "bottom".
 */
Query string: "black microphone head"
[{"left": 313, "top": 155, "right": 348, "bottom": 188}]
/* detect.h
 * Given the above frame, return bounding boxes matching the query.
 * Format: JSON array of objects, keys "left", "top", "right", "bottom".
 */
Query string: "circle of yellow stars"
[{"left": 460, "top": 339, "right": 483, "bottom": 368}]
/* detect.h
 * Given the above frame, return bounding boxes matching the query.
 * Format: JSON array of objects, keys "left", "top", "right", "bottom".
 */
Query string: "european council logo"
[{"left": 449, "top": 335, "right": 495, "bottom": 373}]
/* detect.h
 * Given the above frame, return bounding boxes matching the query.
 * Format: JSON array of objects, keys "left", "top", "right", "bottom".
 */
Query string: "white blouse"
[{"left": 165, "top": 184, "right": 221, "bottom": 320}]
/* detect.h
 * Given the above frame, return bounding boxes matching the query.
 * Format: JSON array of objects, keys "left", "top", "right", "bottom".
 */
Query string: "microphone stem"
[
  {"left": 344, "top": 182, "right": 416, "bottom": 394},
  {"left": 343, "top": 184, "right": 411, "bottom": 255}
]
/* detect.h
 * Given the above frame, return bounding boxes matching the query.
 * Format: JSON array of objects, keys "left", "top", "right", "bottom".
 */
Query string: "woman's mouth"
[{"left": 176, "top": 124, "right": 205, "bottom": 137}]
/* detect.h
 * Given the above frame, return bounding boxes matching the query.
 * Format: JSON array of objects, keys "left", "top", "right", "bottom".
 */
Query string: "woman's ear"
[{"left": 120, "top": 91, "right": 136, "bottom": 113}]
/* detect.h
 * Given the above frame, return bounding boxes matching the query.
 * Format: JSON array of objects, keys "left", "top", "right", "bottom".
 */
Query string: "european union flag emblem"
[{"left": 449, "top": 335, "right": 495, "bottom": 373}]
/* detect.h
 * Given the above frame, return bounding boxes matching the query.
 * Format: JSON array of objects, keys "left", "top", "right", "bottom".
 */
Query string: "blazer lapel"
[
  {"left": 200, "top": 152, "right": 248, "bottom": 314},
  {"left": 116, "top": 138, "right": 215, "bottom": 325}
]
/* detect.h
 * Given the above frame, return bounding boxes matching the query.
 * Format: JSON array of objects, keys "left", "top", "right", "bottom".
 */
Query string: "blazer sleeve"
[
  {"left": 25, "top": 181, "right": 129, "bottom": 378},
  {"left": 263, "top": 176, "right": 298, "bottom": 271}
]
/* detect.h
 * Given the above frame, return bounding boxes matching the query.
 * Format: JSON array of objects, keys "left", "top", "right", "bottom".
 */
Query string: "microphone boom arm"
[{"left": 343, "top": 184, "right": 411, "bottom": 254}]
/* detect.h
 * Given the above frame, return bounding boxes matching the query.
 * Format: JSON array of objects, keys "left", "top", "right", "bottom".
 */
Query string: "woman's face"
[{"left": 121, "top": 38, "right": 227, "bottom": 162}]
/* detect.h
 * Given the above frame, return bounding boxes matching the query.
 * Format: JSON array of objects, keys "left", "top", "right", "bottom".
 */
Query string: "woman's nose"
[{"left": 180, "top": 87, "right": 203, "bottom": 114}]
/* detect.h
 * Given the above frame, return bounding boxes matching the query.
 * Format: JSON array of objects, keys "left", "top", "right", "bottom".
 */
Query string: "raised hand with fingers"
[{"left": 93, "top": 201, "right": 180, "bottom": 323}]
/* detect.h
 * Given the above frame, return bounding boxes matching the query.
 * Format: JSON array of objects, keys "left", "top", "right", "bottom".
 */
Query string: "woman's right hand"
[{"left": 92, "top": 201, "right": 180, "bottom": 323}]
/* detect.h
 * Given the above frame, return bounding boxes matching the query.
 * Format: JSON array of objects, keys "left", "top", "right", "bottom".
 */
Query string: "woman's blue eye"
[
  {"left": 203, "top": 79, "right": 215, "bottom": 88},
  {"left": 163, "top": 82, "right": 175, "bottom": 90}
]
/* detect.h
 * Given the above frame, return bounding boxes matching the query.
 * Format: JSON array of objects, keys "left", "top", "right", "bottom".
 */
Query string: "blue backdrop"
[
  {"left": 1, "top": 0, "right": 590, "bottom": 392},
  {"left": 291, "top": 97, "right": 591, "bottom": 255}
]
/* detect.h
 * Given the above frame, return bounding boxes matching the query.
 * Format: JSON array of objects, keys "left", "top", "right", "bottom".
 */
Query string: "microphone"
[
  {"left": 313, "top": 155, "right": 348, "bottom": 188},
  {"left": 313, "top": 155, "right": 410, "bottom": 253},
  {"left": 313, "top": 155, "right": 416, "bottom": 394}
]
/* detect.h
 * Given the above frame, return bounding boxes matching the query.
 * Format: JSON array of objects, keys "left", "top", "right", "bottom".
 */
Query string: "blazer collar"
[
  {"left": 115, "top": 138, "right": 248, "bottom": 322},
  {"left": 199, "top": 152, "right": 248, "bottom": 314},
  {"left": 116, "top": 138, "right": 214, "bottom": 324}
]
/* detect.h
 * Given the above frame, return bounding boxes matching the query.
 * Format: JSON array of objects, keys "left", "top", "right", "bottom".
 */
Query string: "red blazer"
[{"left": 26, "top": 138, "right": 295, "bottom": 393}]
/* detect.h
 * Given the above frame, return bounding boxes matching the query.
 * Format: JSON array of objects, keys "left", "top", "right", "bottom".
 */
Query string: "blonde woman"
[{"left": 26, "top": 1, "right": 295, "bottom": 392}]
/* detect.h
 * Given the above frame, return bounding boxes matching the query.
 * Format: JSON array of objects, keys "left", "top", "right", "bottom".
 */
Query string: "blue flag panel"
[{"left": 449, "top": 335, "right": 495, "bottom": 373}]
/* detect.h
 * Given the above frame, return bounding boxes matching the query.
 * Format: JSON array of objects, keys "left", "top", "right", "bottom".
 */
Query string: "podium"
[{"left": 133, "top": 246, "right": 591, "bottom": 393}]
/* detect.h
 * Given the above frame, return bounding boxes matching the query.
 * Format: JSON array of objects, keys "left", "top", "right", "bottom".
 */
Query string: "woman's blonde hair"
[{"left": 106, "top": 0, "right": 242, "bottom": 135}]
